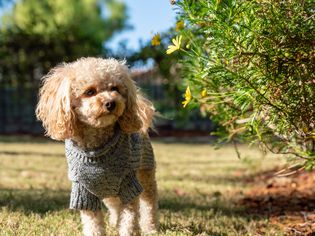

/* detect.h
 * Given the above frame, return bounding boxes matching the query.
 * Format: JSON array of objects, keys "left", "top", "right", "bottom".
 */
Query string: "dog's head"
[{"left": 36, "top": 57, "right": 154, "bottom": 140}]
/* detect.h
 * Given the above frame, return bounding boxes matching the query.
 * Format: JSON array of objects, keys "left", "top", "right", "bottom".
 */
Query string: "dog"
[{"left": 36, "top": 57, "right": 158, "bottom": 236}]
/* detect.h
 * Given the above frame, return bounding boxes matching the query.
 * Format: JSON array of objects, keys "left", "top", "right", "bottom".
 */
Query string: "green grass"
[{"left": 0, "top": 137, "right": 285, "bottom": 235}]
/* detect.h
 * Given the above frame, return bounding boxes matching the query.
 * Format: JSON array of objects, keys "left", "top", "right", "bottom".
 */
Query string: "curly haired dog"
[{"left": 36, "top": 57, "right": 158, "bottom": 236}]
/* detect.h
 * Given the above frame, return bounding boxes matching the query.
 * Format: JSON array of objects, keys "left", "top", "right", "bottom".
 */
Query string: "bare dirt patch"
[{"left": 239, "top": 168, "right": 315, "bottom": 235}]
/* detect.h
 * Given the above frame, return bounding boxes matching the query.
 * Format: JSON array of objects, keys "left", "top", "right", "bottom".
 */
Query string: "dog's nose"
[{"left": 105, "top": 101, "right": 116, "bottom": 111}]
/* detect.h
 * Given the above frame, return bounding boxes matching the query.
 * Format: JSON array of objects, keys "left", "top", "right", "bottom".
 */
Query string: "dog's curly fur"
[{"left": 36, "top": 57, "right": 158, "bottom": 236}]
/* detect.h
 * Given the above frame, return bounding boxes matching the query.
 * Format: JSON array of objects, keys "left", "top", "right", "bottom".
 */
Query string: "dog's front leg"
[
  {"left": 138, "top": 169, "right": 159, "bottom": 234},
  {"left": 80, "top": 210, "right": 105, "bottom": 236},
  {"left": 103, "top": 197, "right": 122, "bottom": 227},
  {"left": 118, "top": 197, "right": 140, "bottom": 236}
]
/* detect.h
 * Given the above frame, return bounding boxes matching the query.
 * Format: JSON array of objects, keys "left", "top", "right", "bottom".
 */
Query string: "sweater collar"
[{"left": 66, "top": 127, "right": 125, "bottom": 158}]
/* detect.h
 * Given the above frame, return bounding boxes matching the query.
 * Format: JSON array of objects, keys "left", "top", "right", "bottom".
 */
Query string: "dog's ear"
[
  {"left": 36, "top": 65, "right": 76, "bottom": 140},
  {"left": 136, "top": 94, "right": 155, "bottom": 134},
  {"left": 118, "top": 71, "right": 155, "bottom": 134}
]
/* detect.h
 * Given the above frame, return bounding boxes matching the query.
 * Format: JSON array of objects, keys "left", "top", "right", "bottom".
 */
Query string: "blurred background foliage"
[
  {"left": 0, "top": 0, "right": 212, "bottom": 134},
  {"left": 126, "top": 30, "right": 212, "bottom": 130},
  {"left": 0, "top": 0, "right": 127, "bottom": 86},
  {"left": 174, "top": 0, "right": 315, "bottom": 165}
]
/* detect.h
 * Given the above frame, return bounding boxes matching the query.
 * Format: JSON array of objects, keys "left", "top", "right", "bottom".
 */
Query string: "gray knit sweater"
[{"left": 65, "top": 128, "right": 155, "bottom": 211}]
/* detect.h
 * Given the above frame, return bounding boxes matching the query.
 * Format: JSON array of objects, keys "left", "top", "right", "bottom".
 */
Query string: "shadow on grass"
[
  {"left": 159, "top": 191, "right": 245, "bottom": 216},
  {"left": 0, "top": 188, "right": 69, "bottom": 214},
  {"left": 0, "top": 187, "right": 243, "bottom": 217}
]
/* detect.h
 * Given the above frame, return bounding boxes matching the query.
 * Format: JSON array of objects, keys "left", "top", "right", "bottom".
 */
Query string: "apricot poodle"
[{"left": 36, "top": 57, "right": 158, "bottom": 236}]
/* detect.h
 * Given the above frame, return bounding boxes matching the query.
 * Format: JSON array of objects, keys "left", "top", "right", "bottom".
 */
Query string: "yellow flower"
[
  {"left": 151, "top": 33, "right": 161, "bottom": 46},
  {"left": 182, "top": 86, "right": 192, "bottom": 108},
  {"left": 175, "top": 20, "right": 184, "bottom": 31},
  {"left": 166, "top": 35, "right": 182, "bottom": 54},
  {"left": 201, "top": 88, "right": 207, "bottom": 98}
]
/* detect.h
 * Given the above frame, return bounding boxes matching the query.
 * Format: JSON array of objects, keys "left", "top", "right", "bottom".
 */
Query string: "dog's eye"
[
  {"left": 110, "top": 86, "right": 119, "bottom": 92},
  {"left": 84, "top": 88, "right": 97, "bottom": 97}
]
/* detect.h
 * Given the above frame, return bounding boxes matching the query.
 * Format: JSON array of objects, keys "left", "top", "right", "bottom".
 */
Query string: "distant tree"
[
  {"left": 172, "top": 0, "right": 315, "bottom": 166},
  {"left": 0, "top": 0, "right": 128, "bottom": 87}
]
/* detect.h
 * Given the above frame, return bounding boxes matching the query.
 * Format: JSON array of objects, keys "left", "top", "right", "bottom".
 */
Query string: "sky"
[{"left": 106, "top": 0, "right": 177, "bottom": 52}]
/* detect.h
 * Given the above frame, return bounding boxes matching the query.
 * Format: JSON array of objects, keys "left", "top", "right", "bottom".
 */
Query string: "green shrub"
[{"left": 172, "top": 0, "right": 315, "bottom": 166}]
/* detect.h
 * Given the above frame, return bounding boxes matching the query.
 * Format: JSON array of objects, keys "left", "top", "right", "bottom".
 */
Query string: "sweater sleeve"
[{"left": 69, "top": 181, "right": 102, "bottom": 211}]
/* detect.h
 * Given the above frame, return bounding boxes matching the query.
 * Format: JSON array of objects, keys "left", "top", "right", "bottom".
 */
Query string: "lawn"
[{"left": 0, "top": 137, "right": 286, "bottom": 235}]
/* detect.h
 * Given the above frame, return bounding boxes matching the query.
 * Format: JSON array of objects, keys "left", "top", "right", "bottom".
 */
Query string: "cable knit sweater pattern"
[{"left": 65, "top": 129, "right": 155, "bottom": 211}]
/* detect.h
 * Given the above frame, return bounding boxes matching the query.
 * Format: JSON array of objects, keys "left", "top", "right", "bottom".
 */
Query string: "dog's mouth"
[
  {"left": 92, "top": 112, "right": 118, "bottom": 128},
  {"left": 96, "top": 112, "right": 115, "bottom": 119},
  {"left": 96, "top": 108, "right": 120, "bottom": 120}
]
